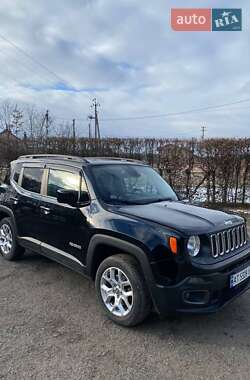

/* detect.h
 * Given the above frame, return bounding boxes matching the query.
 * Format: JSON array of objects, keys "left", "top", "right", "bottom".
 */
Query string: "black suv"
[{"left": 0, "top": 155, "right": 249, "bottom": 326}]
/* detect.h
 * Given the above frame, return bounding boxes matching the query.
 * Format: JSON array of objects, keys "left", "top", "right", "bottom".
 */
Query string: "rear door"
[
  {"left": 38, "top": 165, "right": 91, "bottom": 267},
  {"left": 12, "top": 164, "right": 45, "bottom": 245}
]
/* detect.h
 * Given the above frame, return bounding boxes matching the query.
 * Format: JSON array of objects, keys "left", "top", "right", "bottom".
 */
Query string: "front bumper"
[{"left": 151, "top": 254, "right": 250, "bottom": 316}]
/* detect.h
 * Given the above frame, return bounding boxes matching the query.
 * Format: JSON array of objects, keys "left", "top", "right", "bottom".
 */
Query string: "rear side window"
[
  {"left": 13, "top": 163, "right": 23, "bottom": 184},
  {"left": 47, "top": 169, "right": 80, "bottom": 198},
  {"left": 3, "top": 165, "right": 11, "bottom": 185},
  {"left": 22, "top": 167, "right": 43, "bottom": 194}
]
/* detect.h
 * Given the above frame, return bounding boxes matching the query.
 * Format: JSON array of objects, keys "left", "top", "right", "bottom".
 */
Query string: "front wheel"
[
  {"left": 0, "top": 217, "right": 24, "bottom": 261},
  {"left": 95, "top": 254, "right": 152, "bottom": 326}
]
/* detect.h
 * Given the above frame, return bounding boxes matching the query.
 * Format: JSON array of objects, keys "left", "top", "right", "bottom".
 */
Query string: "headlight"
[{"left": 187, "top": 235, "right": 200, "bottom": 257}]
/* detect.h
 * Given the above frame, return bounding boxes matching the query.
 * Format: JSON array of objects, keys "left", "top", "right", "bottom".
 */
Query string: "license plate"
[{"left": 230, "top": 266, "right": 250, "bottom": 288}]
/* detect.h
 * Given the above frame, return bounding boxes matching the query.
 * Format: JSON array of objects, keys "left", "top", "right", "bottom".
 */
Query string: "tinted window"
[
  {"left": 13, "top": 163, "right": 22, "bottom": 184},
  {"left": 91, "top": 164, "right": 177, "bottom": 205},
  {"left": 47, "top": 170, "right": 80, "bottom": 198},
  {"left": 81, "top": 176, "right": 88, "bottom": 193},
  {"left": 3, "top": 166, "right": 11, "bottom": 185},
  {"left": 22, "top": 167, "right": 43, "bottom": 194}
]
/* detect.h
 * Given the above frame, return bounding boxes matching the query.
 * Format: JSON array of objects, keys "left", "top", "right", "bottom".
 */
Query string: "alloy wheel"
[
  {"left": 100, "top": 267, "right": 134, "bottom": 317},
  {"left": 0, "top": 224, "right": 13, "bottom": 255}
]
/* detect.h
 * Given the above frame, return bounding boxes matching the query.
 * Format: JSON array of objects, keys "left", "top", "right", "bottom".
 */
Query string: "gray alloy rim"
[
  {"left": 100, "top": 267, "right": 134, "bottom": 317},
  {"left": 0, "top": 224, "right": 13, "bottom": 255}
]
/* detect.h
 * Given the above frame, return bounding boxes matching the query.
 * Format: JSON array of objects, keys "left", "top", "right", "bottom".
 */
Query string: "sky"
[{"left": 0, "top": 0, "right": 249, "bottom": 138}]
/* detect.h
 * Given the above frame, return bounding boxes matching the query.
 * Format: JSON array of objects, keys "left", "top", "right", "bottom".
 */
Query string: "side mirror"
[
  {"left": 181, "top": 198, "right": 190, "bottom": 204},
  {"left": 176, "top": 191, "right": 187, "bottom": 202},
  {"left": 79, "top": 191, "right": 90, "bottom": 205},
  {"left": 57, "top": 189, "right": 79, "bottom": 207},
  {"left": 0, "top": 184, "right": 8, "bottom": 194}
]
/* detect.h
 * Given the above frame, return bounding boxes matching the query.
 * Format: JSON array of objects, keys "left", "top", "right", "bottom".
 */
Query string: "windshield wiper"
[
  {"left": 106, "top": 198, "right": 174, "bottom": 206},
  {"left": 146, "top": 197, "right": 174, "bottom": 204},
  {"left": 106, "top": 199, "right": 141, "bottom": 206},
  {"left": 118, "top": 200, "right": 141, "bottom": 205}
]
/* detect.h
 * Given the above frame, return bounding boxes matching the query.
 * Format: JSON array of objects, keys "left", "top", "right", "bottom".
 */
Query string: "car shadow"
[
  {"left": 22, "top": 250, "right": 52, "bottom": 263},
  {"left": 133, "top": 296, "right": 250, "bottom": 349},
  {"left": 12, "top": 250, "right": 250, "bottom": 349}
]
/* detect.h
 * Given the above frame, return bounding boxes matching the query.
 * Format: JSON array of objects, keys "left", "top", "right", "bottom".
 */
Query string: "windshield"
[{"left": 90, "top": 164, "right": 178, "bottom": 205}]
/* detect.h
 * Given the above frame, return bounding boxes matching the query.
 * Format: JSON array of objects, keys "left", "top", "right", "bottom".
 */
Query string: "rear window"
[
  {"left": 13, "top": 163, "right": 23, "bottom": 184},
  {"left": 21, "top": 167, "right": 43, "bottom": 194},
  {"left": 3, "top": 165, "right": 11, "bottom": 185}
]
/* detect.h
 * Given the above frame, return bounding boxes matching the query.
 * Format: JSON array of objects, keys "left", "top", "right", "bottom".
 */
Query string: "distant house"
[{"left": 0, "top": 129, "right": 20, "bottom": 143}]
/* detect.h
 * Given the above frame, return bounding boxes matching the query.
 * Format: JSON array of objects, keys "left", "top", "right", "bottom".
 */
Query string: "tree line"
[{"left": 0, "top": 101, "right": 249, "bottom": 205}]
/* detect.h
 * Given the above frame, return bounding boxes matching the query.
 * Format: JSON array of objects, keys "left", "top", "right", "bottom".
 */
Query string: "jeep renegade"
[{"left": 0, "top": 155, "right": 249, "bottom": 326}]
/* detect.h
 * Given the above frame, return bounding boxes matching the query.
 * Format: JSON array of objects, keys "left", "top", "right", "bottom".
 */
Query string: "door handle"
[
  {"left": 10, "top": 197, "right": 19, "bottom": 205},
  {"left": 40, "top": 206, "right": 50, "bottom": 215}
]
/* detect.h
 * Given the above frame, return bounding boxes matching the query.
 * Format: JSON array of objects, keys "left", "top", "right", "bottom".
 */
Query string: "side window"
[
  {"left": 13, "top": 163, "right": 23, "bottom": 184},
  {"left": 47, "top": 169, "right": 80, "bottom": 198},
  {"left": 81, "top": 176, "right": 88, "bottom": 193},
  {"left": 79, "top": 175, "right": 89, "bottom": 201},
  {"left": 22, "top": 167, "right": 43, "bottom": 194},
  {"left": 3, "top": 165, "right": 11, "bottom": 185}
]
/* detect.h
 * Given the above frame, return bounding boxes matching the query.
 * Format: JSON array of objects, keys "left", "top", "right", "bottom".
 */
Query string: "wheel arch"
[
  {"left": 86, "top": 234, "right": 154, "bottom": 285},
  {"left": 0, "top": 206, "right": 18, "bottom": 235},
  {"left": 0, "top": 205, "right": 14, "bottom": 221}
]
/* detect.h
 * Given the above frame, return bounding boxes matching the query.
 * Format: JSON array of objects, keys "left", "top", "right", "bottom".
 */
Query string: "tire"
[
  {"left": 95, "top": 254, "right": 152, "bottom": 327},
  {"left": 0, "top": 217, "right": 24, "bottom": 261}
]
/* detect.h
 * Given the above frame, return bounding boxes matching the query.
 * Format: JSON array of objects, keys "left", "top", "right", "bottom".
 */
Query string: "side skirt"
[{"left": 19, "top": 237, "right": 88, "bottom": 277}]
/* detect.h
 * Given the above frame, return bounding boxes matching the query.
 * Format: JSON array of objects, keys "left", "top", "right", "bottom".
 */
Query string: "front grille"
[{"left": 210, "top": 224, "right": 247, "bottom": 258}]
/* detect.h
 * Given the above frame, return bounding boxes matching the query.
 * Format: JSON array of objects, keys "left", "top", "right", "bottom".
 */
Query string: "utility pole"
[
  {"left": 88, "top": 121, "right": 91, "bottom": 139},
  {"left": 88, "top": 98, "right": 101, "bottom": 154},
  {"left": 45, "top": 110, "right": 49, "bottom": 139},
  {"left": 201, "top": 126, "right": 206, "bottom": 140},
  {"left": 72, "top": 119, "right": 76, "bottom": 153},
  {"left": 41, "top": 109, "right": 50, "bottom": 153},
  {"left": 91, "top": 98, "right": 101, "bottom": 140},
  {"left": 87, "top": 115, "right": 94, "bottom": 139},
  {"left": 72, "top": 119, "right": 76, "bottom": 140}
]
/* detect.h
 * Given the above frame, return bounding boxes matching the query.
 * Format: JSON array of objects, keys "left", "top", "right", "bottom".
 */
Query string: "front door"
[{"left": 39, "top": 165, "right": 91, "bottom": 269}]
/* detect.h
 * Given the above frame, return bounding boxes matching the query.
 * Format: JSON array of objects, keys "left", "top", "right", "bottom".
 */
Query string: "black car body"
[{"left": 0, "top": 155, "right": 249, "bottom": 325}]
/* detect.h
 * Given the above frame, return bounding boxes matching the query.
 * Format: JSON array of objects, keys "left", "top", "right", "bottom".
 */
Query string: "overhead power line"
[
  {"left": 0, "top": 33, "right": 249, "bottom": 126},
  {"left": 0, "top": 49, "right": 59, "bottom": 88},
  {"left": 100, "top": 98, "right": 250, "bottom": 122},
  {"left": 0, "top": 33, "right": 68, "bottom": 85},
  {"left": 52, "top": 97, "right": 250, "bottom": 123}
]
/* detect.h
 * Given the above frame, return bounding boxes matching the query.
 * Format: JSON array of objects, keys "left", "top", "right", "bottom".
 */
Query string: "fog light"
[{"left": 183, "top": 290, "right": 210, "bottom": 305}]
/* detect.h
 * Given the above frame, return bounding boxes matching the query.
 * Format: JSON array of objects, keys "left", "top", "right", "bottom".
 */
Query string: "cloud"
[{"left": 0, "top": 0, "right": 249, "bottom": 138}]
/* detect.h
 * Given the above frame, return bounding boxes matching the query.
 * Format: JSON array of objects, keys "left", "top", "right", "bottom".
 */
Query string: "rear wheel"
[
  {"left": 0, "top": 218, "right": 24, "bottom": 261},
  {"left": 95, "top": 254, "right": 151, "bottom": 326}
]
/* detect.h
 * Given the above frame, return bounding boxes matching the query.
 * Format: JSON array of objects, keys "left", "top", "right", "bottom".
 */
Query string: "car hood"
[{"left": 116, "top": 201, "right": 243, "bottom": 235}]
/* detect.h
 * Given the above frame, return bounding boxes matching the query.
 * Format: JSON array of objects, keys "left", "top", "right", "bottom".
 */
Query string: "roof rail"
[
  {"left": 17, "top": 155, "right": 147, "bottom": 165},
  {"left": 18, "top": 154, "right": 88, "bottom": 163},
  {"left": 88, "top": 157, "right": 146, "bottom": 164}
]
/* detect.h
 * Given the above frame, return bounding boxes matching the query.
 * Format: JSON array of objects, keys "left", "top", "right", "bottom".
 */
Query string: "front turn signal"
[{"left": 169, "top": 237, "right": 178, "bottom": 255}]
